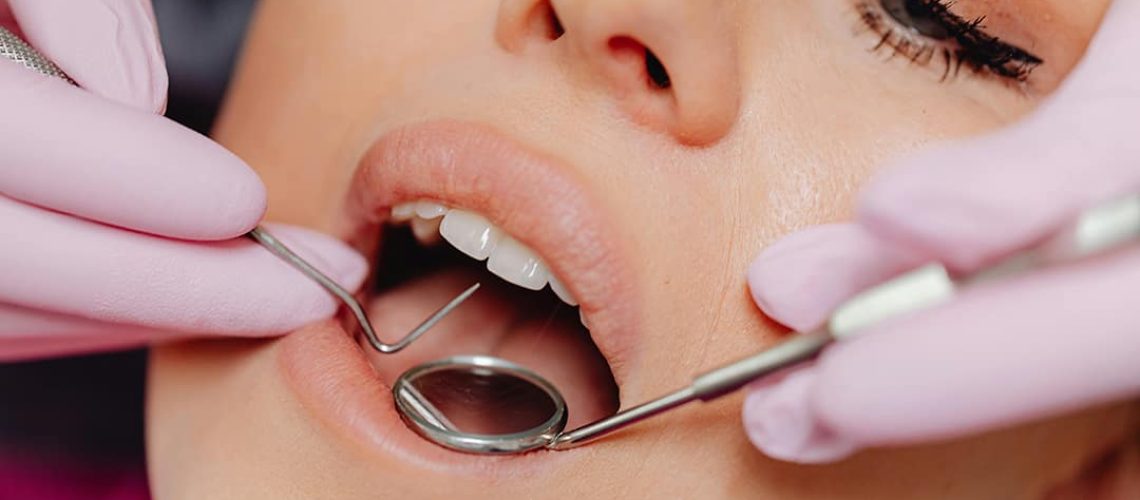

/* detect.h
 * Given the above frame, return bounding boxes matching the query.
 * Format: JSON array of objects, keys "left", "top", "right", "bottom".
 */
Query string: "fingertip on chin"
[
  {"left": 747, "top": 264, "right": 821, "bottom": 333},
  {"left": 747, "top": 228, "right": 829, "bottom": 330},
  {"left": 746, "top": 225, "right": 860, "bottom": 332},
  {"left": 746, "top": 258, "right": 779, "bottom": 321}
]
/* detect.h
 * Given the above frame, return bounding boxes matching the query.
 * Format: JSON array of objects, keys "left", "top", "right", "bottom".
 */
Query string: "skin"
[{"left": 147, "top": 0, "right": 1138, "bottom": 498}]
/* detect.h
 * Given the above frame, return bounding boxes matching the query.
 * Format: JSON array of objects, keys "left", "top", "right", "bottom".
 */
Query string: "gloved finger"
[
  {"left": 7, "top": 0, "right": 166, "bottom": 112},
  {"left": 0, "top": 302, "right": 173, "bottom": 362},
  {"left": 745, "top": 246, "right": 1140, "bottom": 463},
  {"left": 0, "top": 196, "right": 369, "bottom": 335},
  {"left": 748, "top": 223, "right": 923, "bottom": 332},
  {"left": 857, "top": 0, "right": 1140, "bottom": 271},
  {"left": 743, "top": 366, "right": 858, "bottom": 463},
  {"left": 0, "top": 64, "right": 264, "bottom": 240}
]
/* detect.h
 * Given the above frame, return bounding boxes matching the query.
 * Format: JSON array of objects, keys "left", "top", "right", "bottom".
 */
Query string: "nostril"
[
  {"left": 608, "top": 37, "right": 672, "bottom": 92},
  {"left": 553, "top": 4, "right": 739, "bottom": 146},
  {"left": 496, "top": 0, "right": 564, "bottom": 52},
  {"left": 528, "top": 1, "right": 565, "bottom": 42},
  {"left": 546, "top": 3, "right": 565, "bottom": 40},
  {"left": 644, "top": 50, "right": 671, "bottom": 89}
]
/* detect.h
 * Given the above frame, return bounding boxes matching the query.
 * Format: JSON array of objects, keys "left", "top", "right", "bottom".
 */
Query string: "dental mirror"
[{"left": 394, "top": 355, "right": 569, "bottom": 454}]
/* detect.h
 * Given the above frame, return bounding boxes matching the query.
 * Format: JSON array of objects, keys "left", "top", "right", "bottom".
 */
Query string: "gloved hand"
[
  {"left": 0, "top": 0, "right": 367, "bottom": 360},
  {"left": 742, "top": 0, "right": 1140, "bottom": 463}
]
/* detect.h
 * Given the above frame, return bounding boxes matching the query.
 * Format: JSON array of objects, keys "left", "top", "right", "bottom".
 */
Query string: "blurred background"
[{"left": 0, "top": 1, "right": 256, "bottom": 497}]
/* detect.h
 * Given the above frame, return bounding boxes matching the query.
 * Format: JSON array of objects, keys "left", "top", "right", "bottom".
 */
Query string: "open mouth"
[
  {"left": 362, "top": 199, "right": 619, "bottom": 428},
  {"left": 277, "top": 121, "right": 641, "bottom": 463}
]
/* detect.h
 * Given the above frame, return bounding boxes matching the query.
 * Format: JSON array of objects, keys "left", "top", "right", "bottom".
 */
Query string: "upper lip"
[{"left": 337, "top": 120, "right": 641, "bottom": 384}]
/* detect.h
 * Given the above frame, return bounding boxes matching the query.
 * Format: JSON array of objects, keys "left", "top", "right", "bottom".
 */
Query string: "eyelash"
[{"left": 854, "top": 0, "right": 1043, "bottom": 85}]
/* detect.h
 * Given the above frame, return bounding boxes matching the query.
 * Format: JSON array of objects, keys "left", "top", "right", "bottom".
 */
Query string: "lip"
[{"left": 279, "top": 120, "right": 641, "bottom": 470}]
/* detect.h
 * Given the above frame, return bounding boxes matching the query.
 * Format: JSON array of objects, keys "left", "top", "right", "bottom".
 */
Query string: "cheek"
[{"left": 727, "top": 64, "right": 1025, "bottom": 243}]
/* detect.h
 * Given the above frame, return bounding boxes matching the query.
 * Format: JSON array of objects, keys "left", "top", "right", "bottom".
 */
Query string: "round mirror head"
[{"left": 393, "top": 355, "right": 568, "bottom": 454}]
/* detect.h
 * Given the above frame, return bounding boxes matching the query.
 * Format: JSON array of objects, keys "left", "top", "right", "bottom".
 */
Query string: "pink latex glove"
[
  {"left": 743, "top": 1, "right": 1140, "bottom": 463},
  {"left": 0, "top": 0, "right": 368, "bottom": 361}
]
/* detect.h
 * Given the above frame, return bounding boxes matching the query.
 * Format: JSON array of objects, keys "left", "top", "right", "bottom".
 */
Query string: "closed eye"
[{"left": 855, "top": 0, "right": 1044, "bottom": 85}]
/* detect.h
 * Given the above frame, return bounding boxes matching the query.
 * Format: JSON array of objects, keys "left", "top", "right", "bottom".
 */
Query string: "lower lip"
[{"left": 276, "top": 320, "right": 574, "bottom": 475}]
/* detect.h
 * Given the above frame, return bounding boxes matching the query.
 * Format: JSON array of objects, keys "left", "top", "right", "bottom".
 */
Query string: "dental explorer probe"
[
  {"left": 248, "top": 228, "right": 480, "bottom": 353},
  {"left": 0, "top": 25, "right": 478, "bottom": 349},
  {"left": 547, "top": 194, "right": 1140, "bottom": 449}
]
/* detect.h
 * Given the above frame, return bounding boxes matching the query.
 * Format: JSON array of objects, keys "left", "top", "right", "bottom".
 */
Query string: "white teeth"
[
  {"left": 579, "top": 309, "right": 590, "bottom": 329},
  {"left": 414, "top": 201, "right": 448, "bottom": 219},
  {"left": 439, "top": 209, "right": 502, "bottom": 260},
  {"left": 548, "top": 275, "right": 577, "bottom": 306},
  {"left": 486, "top": 236, "right": 549, "bottom": 291},
  {"left": 410, "top": 216, "right": 442, "bottom": 245},
  {"left": 391, "top": 200, "right": 583, "bottom": 308},
  {"left": 390, "top": 203, "right": 416, "bottom": 223}
]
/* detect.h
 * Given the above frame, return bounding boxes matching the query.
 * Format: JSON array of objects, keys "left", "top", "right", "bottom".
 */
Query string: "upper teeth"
[{"left": 391, "top": 201, "right": 579, "bottom": 307}]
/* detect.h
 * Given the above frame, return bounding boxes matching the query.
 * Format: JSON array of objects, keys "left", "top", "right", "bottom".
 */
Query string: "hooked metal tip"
[
  {"left": 247, "top": 226, "right": 480, "bottom": 354},
  {"left": 375, "top": 282, "right": 481, "bottom": 354}
]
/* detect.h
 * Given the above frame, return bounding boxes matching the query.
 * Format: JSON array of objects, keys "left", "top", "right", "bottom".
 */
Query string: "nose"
[{"left": 496, "top": 0, "right": 742, "bottom": 146}]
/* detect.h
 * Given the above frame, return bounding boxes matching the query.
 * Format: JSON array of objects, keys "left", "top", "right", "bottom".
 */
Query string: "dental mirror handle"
[
  {"left": 551, "top": 194, "right": 1140, "bottom": 450},
  {"left": 548, "top": 329, "right": 832, "bottom": 449}
]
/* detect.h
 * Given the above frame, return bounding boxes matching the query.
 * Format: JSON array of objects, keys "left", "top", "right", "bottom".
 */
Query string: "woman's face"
[{"left": 147, "top": 0, "right": 1138, "bottom": 498}]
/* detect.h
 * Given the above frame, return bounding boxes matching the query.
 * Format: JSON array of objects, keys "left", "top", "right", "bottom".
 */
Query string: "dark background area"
[{"left": 0, "top": 0, "right": 256, "bottom": 476}]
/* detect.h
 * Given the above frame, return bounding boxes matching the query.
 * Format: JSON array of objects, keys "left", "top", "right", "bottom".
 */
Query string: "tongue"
[{"left": 361, "top": 266, "right": 618, "bottom": 427}]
